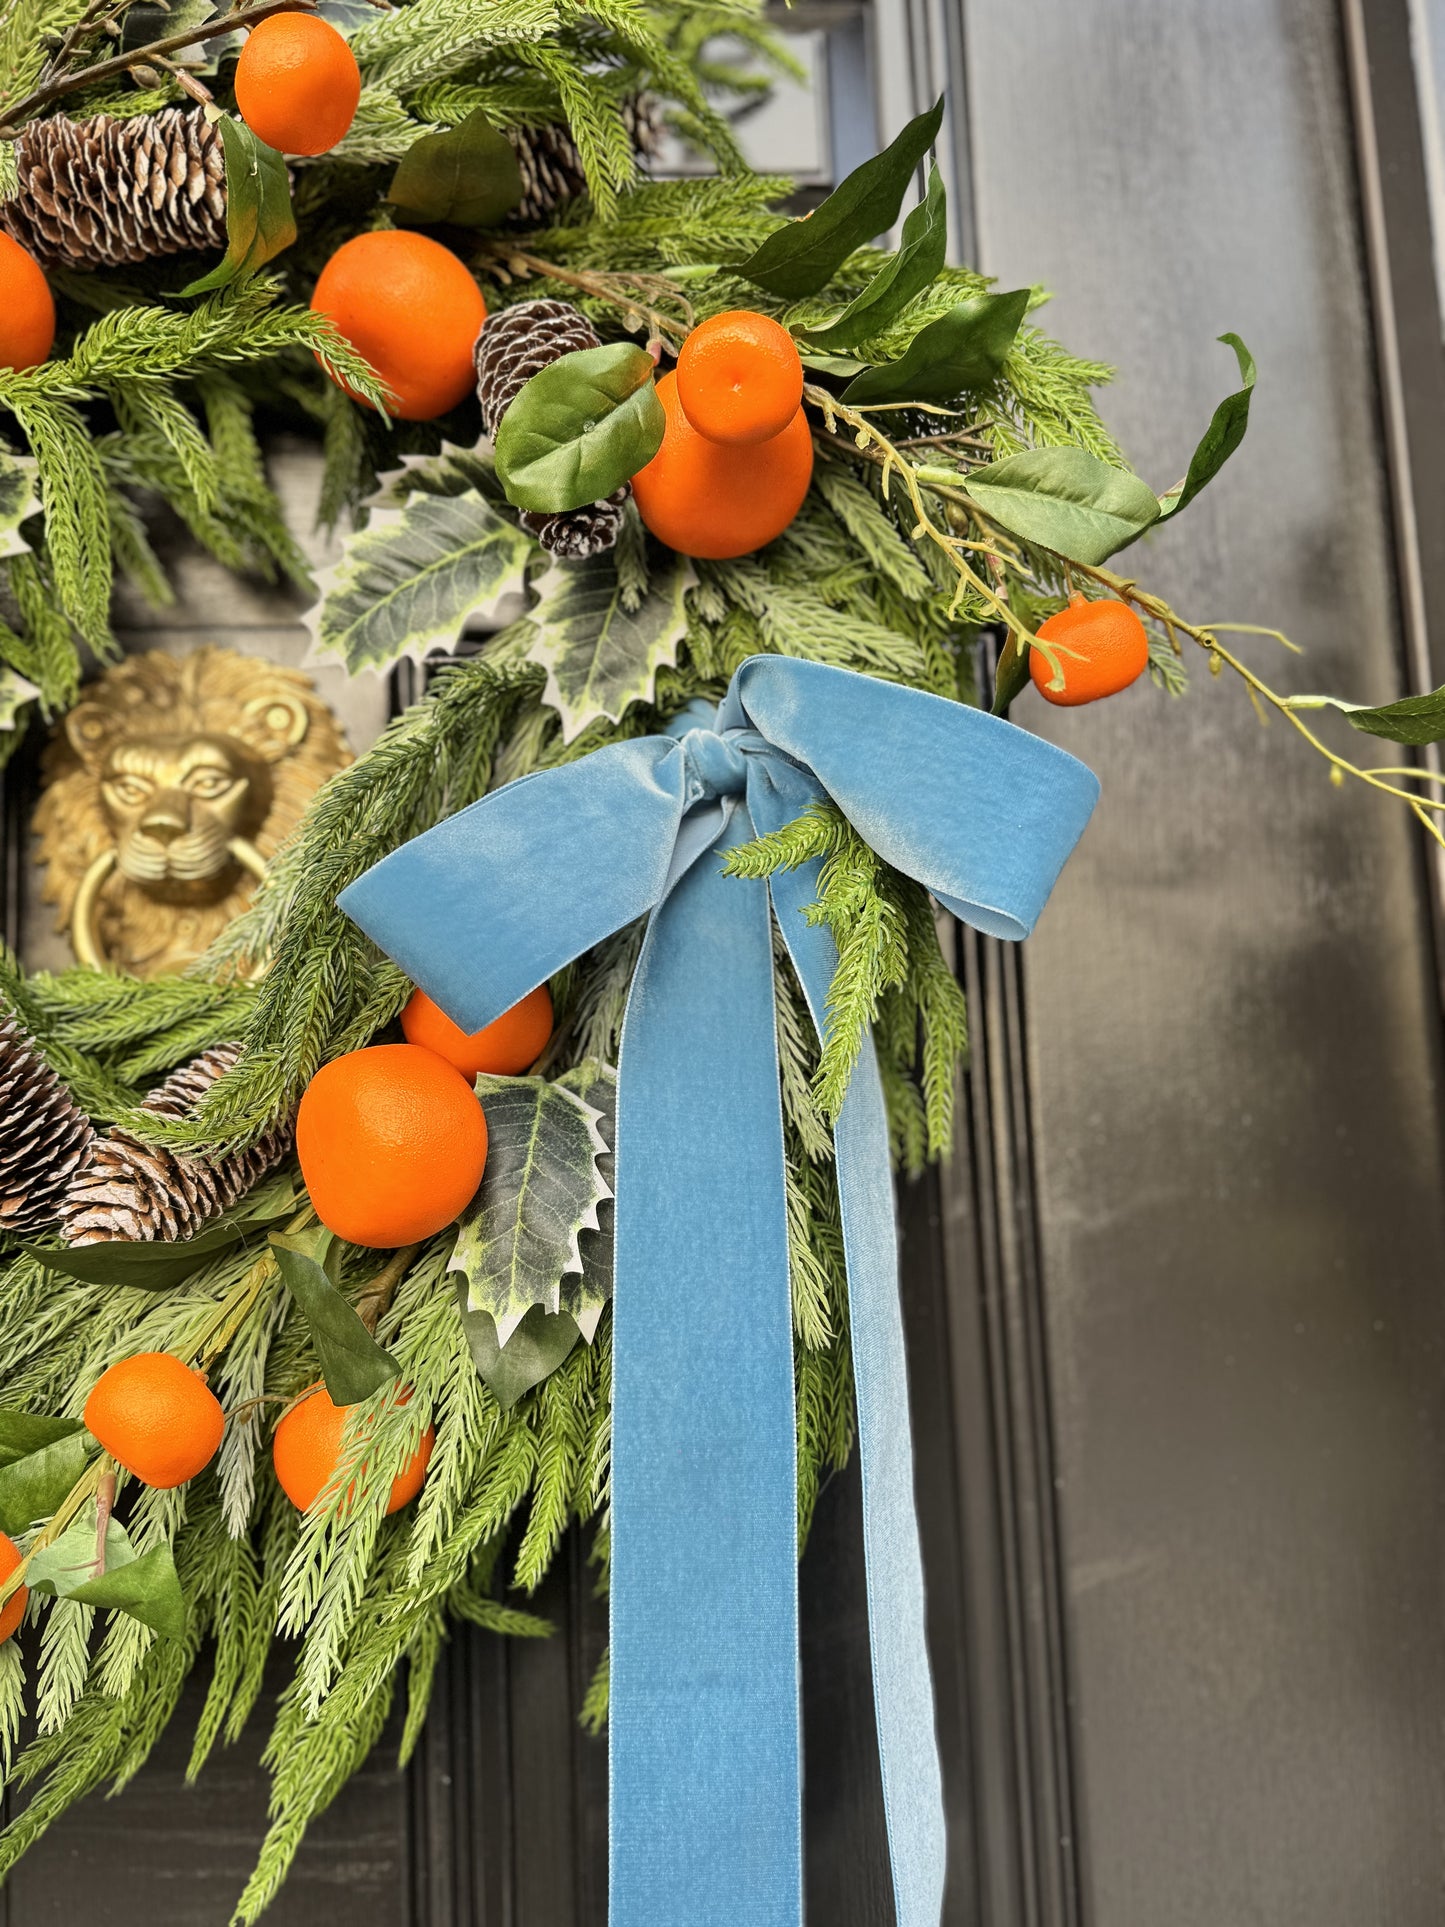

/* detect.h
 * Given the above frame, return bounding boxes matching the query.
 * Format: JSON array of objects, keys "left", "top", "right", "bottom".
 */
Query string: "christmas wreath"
[{"left": 0, "top": 0, "right": 1442, "bottom": 1919}]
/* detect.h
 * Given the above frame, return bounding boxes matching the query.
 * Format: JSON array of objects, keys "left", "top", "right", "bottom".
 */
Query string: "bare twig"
[{"left": 355, "top": 1243, "right": 421, "bottom": 1334}]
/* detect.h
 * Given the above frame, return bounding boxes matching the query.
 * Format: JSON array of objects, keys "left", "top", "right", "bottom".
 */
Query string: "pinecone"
[
  {"left": 0, "top": 1016, "right": 95, "bottom": 1241},
  {"left": 0, "top": 109, "right": 226, "bottom": 271},
  {"left": 61, "top": 1044, "right": 292, "bottom": 1247},
  {"left": 477, "top": 298, "right": 631, "bottom": 560},
  {"left": 508, "top": 95, "right": 662, "bottom": 226}
]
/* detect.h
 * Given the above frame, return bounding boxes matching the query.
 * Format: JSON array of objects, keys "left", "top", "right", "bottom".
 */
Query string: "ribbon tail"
[
  {"left": 610, "top": 806, "right": 802, "bottom": 1927},
  {"left": 758, "top": 771, "right": 947, "bottom": 1927}
]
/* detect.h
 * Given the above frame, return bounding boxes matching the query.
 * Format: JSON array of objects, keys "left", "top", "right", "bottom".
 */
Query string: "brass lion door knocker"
[{"left": 34, "top": 645, "right": 352, "bottom": 978}]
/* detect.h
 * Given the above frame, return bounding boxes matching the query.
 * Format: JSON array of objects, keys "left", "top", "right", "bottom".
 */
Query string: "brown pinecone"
[
  {"left": 0, "top": 109, "right": 226, "bottom": 270},
  {"left": 61, "top": 1044, "right": 292, "bottom": 1247},
  {"left": 0, "top": 1015, "right": 95, "bottom": 1241},
  {"left": 508, "top": 95, "right": 662, "bottom": 226},
  {"left": 477, "top": 298, "right": 631, "bottom": 560}
]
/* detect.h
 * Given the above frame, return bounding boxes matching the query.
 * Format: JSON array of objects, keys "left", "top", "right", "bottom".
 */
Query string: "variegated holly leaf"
[
  {"left": 555, "top": 1060, "right": 615, "bottom": 1342},
  {"left": 524, "top": 545, "right": 694, "bottom": 743},
  {"left": 305, "top": 486, "right": 534, "bottom": 675},
  {"left": 0, "top": 667, "right": 39, "bottom": 734},
  {"left": 367, "top": 437, "right": 509, "bottom": 511},
  {"left": 0, "top": 453, "right": 39, "bottom": 560},
  {"left": 448, "top": 1075, "right": 612, "bottom": 1346}
]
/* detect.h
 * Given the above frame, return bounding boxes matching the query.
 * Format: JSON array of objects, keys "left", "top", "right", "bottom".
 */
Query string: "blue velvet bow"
[{"left": 339, "top": 654, "right": 1099, "bottom": 1927}]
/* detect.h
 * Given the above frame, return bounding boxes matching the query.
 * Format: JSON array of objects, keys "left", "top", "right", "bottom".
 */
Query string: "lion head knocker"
[{"left": 34, "top": 646, "right": 352, "bottom": 977}]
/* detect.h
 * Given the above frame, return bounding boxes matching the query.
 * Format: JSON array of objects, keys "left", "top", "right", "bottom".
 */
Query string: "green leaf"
[
  {"left": 454, "top": 1288, "right": 579, "bottom": 1410},
  {"left": 494, "top": 343, "right": 665, "bottom": 515},
  {"left": 386, "top": 108, "right": 523, "bottom": 228},
  {"left": 21, "top": 1173, "right": 298, "bottom": 1292},
  {"left": 27, "top": 1506, "right": 187, "bottom": 1639},
  {"left": 180, "top": 114, "right": 295, "bottom": 297},
  {"left": 305, "top": 486, "right": 534, "bottom": 676},
  {"left": 0, "top": 1431, "right": 90, "bottom": 1536},
  {"left": 1281, "top": 685, "right": 1445, "bottom": 746},
  {"left": 555, "top": 1060, "right": 615, "bottom": 1340},
  {"left": 69, "top": 1542, "right": 188, "bottom": 1639},
  {"left": 801, "top": 164, "right": 948, "bottom": 352},
  {"left": 1156, "top": 333, "right": 1255, "bottom": 522},
  {"left": 23, "top": 1224, "right": 245, "bottom": 1290},
  {"left": 448, "top": 1075, "right": 612, "bottom": 1346},
  {"left": 0, "top": 1411, "right": 83, "bottom": 1470},
  {"left": 271, "top": 1230, "right": 401, "bottom": 1407},
  {"left": 735, "top": 97, "right": 945, "bottom": 299},
  {"left": 841, "top": 288, "right": 1030, "bottom": 405},
  {"left": 0, "top": 451, "right": 39, "bottom": 560},
  {"left": 523, "top": 543, "right": 693, "bottom": 743},
  {"left": 990, "top": 631, "right": 1034, "bottom": 718},
  {"left": 964, "top": 447, "right": 1161, "bottom": 566},
  {"left": 368, "top": 437, "right": 508, "bottom": 510}
]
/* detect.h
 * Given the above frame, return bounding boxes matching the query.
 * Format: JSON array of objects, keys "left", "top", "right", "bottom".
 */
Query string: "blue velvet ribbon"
[{"left": 338, "top": 655, "right": 1099, "bottom": 1927}]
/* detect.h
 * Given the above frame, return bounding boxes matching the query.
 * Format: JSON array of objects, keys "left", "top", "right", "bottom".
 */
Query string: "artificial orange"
[
  {"left": 296, "top": 1042, "right": 488, "bottom": 1247},
  {"left": 233, "top": 11, "right": 361, "bottom": 157},
  {"left": 272, "top": 1383, "right": 434, "bottom": 1514},
  {"left": 1029, "top": 592, "right": 1150, "bottom": 706},
  {"left": 631, "top": 370, "right": 813, "bottom": 560},
  {"left": 676, "top": 309, "right": 803, "bottom": 445},
  {"left": 0, "top": 1533, "right": 26, "bottom": 1644},
  {"left": 310, "top": 231, "right": 487, "bottom": 421},
  {"left": 84, "top": 1352, "right": 225, "bottom": 1489},
  {"left": 401, "top": 983, "right": 553, "bottom": 1078},
  {"left": 0, "top": 232, "right": 55, "bottom": 372}
]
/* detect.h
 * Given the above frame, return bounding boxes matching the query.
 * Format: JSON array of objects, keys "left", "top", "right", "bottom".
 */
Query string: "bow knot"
[
  {"left": 339, "top": 655, "right": 1100, "bottom": 1927},
  {"left": 679, "top": 725, "right": 750, "bottom": 803}
]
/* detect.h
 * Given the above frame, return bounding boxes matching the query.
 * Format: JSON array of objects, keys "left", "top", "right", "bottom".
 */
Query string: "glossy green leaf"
[
  {"left": 494, "top": 343, "right": 664, "bottom": 515},
  {"left": 735, "top": 97, "right": 945, "bottom": 299},
  {"left": 841, "top": 288, "right": 1030, "bottom": 405},
  {"left": 271, "top": 1230, "right": 401, "bottom": 1407},
  {"left": 449, "top": 1075, "right": 611, "bottom": 1345},
  {"left": 455, "top": 1287, "right": 580, "bottom": 1409},
  {"left": 27, "top": 1505, "right": 188, "bottom": 1638},
  {"left": 0, "top": 1411, "right": 83, "bottom": 1470},
  {"left": 1156, "top": 333, "right": 1255, "bottom": 522},
  {"left": 964, "top": 446, "right": 1161, "bottom": 566},
  {"left": 306, "top": 484, "right": 534, "bottom": 675},
  {"left": 1282, "top": 685, "right": 1445, "bottom": 746},
  {"left": 22, "top": 1171, "right": 299, "bottom": 1291},
  {"left": 802, "top": 164, "right": 948, "bottom": 351},
  {"left": 181, "top": 114, "right": 295, "bottom": 296},
  {"left": 69, "top": 1542, "right": 188, "bottom": 1639},
  {"left": 523, "top": 542, "right": 693, "bottom": 743},
  {"left": 386, "top": 108, "right": 524, "bottom": 227},
  {"left": 990, "top": 631, "right": 1034, "bottom": 718},
  {"left": 0, "top": 1430, "right": 90, "bottom": 1536}
]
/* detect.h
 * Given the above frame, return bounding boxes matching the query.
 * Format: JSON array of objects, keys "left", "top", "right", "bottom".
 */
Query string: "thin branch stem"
[
  {"left": 354, "top": 1242, "right": 421, "bottom": 1335},
  {"left": 0, "top": 0, "right": 317, "bottom": 135}
]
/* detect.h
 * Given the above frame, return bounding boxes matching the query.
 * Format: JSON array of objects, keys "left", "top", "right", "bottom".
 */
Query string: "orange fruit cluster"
[
  {"left": 234, "top": 11, "right": 361, "bottom": 157},
  {"left": 0, "top": 232, "right": 54, "bottom": 372},
  {"left": 311, "top": 230, "right": 487, "bottom": 421},
  {"left": 1029, "top": 593, "right": 1150, "bottom": 707},
  {"left": 84, "top": 1352, "right": 225, "bottom": 1489},
  {"left": 633, "top": 311, "right": 812, "bottom": 560},
  {"left": 272, "top": 1383, "right": 434, "bottom": 1515}
]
